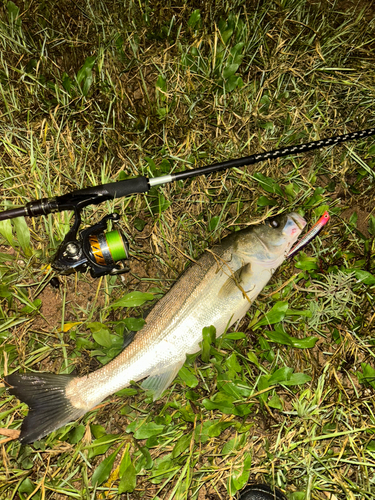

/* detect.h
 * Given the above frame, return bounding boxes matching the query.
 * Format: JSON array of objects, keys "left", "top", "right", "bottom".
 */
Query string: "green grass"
[{"left": 0, "top": 0, "right": 375, "bottom": 498}]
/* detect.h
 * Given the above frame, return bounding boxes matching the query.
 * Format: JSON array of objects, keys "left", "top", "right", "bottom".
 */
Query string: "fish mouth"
[{"left": 289, "top": 212, "right": 307, "bottom": 231}]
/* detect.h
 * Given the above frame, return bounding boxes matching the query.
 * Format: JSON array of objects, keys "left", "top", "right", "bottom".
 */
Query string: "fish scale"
[{"left": 6, "top": 212, "right": 306, "bottom": 443}]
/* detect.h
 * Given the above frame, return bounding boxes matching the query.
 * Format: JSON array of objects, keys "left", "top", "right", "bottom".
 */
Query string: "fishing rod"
[{"left": 0, "top": 127, "right": 374, "bottom": 277}]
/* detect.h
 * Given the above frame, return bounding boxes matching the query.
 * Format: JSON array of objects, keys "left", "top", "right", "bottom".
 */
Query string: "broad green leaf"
[
  {"left": 139, "top": 446, "right": 153, "bottom": 469},
  {"left": 222, "top": 437, "right": 237, "bottom": 455},
  {"left": 18, "top": 297, "right": 41, "bottom": 314},
  {"left": 358, "top": 363, "right": 375, "bottom": 389},
  {"left": 268, "top": 394, "right": 283, "bottom": 410},
  {"left": 88, "top": 322, "right": 109, "bottom": 332},
  {"left": 134, "top": 217, "right": 146, "bottom": 231},
  {"left": 91, "top": 424, "right": 106, "bottom": 439},
  {"left": 12, "top": 217, "right": 31, "bottom": 255},
  {"left": 286, "top": 308, "right": 312, "bottom": 318},
  {"left": 150, "top": 192, "right": 171, "bottom": 214},
  {"left": 66, "top": 424, "right": 85, "bottom": 444},
  {"left": 265, "top": 328, "right": 318, "bottom": 349},
  {"left": 252, "top": 173, "right": 284, "bottom": 197},
  {"left": 303, "top": 187, "right": 325, "bottom": 208},
  {"left": 229, "top": 453, "right": 252, "bottom": 494},
  {"left": 194, "top": 420, "right": 218, "bottom": 443},
  {"left": 159, "top": 159, "right": 171, "bottom": 173},
  {"left": 110, "top": 291, "right": 154, "bottom": 309},
  {"left": 257, "top": 195, "right": 278, "bottom": 207},
  {"left": 225, "top": 353, "right": 242, "bottom": 373},
  {"left": 313, "top": 204, "right": 330, "bottom": 217},
  {"left": 7, "top": 1, "right": 21, "bottom": 27},
  {"left": 269, "top": 366, "right": 293, "bottom": 385},
  {"left": 257, "top": 375, "right": 271, "bottom": 402},
  {"left": 76, "top": 56, "right": 96, "bottom": 96},
  {"left": 180, "top": 404, "right": 196, "bottom": 423},
  {"left": 353, "top": 270, "right": 375, "bottom": 285},
  {"left": 282, "top": 373, "right": 312, "bottom": 386},
  {"left": 148, "top": 454, "right": 175, "bottom": 484},
  {"left": 187, "top": 9, "right": 201, "bottom": 29},
  {"left": 247, "top": 351, "right": 259, "bottom": 366},
  {"left": 285, "top": 183, "right": 297, "bottom": 200},
  {"left": 117, "top": 387, "right": 138, "bottom": 397},
  {"left": 221, "top": 28, "right": 233, "bottom": 44},
  {"left": 202, "top": 398, "right": 234, "bottom": 413},
  {"left": 200, "top": 325, "right": 216, "bottom": 362},
  {"left": 118, "top": 450, "right": 136, "bottom": 493},
  {"left": 92, "top": 329, "right": 113, "bottom": 348},
  {"left": 0, "top": 285, "right": 12, "bottom": 298},
  {"left": 171, "top": 433, "right": 192, "bottom": 458},
  {"left": 92, "top": 446, "right": 121, "bottom": 486},
  {"left": 259, "top": 121, "right": 274, "bottom": 130},
  {"left": 208, "top": 216, "right": 220, "bottom": 232},
  {"left": 254, "top": 301, "right": 288, "bottom": 329},
  {"left": 294, "top": 253, "right": 318, "bottom": 270},
  {"left": 369, "top": 214, "right": 375, "bottom": 236},
  {"left": 349, "top": 211, "right": 358, "bottom": 226},
  {"left": 0, "top": 219, "right": 14, "bottom": 245},
  {"left": 217, "top": 374, "right": 252, "bottom": 398},
  {"left": 231, "top": 42, "right": 244, "bottom": 57},
  {"left": 145, "top": 157, "right": 158, "bottom": 174},
  {"left": 289, "top": 493, "right": 306, "bottom": 500},
  {"left": 264, "top": 329, "right": 293, "bottom": 346},
  {"left": 178, "top": 366, "right": 199, "bottom": 388},
  {"left": 133, "top": 422, "right": 165, "bottom": 439},
  {"left": 18, "top": 478, "right": 41, "bottom": 500},
  {"left": 258, "top": 336, "right": 275, "bottom": 362},
  {"left": 88, "top": 434, "right": 119, "bottom": 458},
  {"left": 122, "top": 317, "right": 145, "bottom": 331},
  {"left": 223, "top": 63, "right": 240, "bottom": 79},
  {"left": 207, "top": 421, "right": 232, "bottom": 438},
  {"left": 62, "top": 73, "right": 72, "bottom": 93},
  {"left": 225, "top": 75, "right": 243, "bottom": 92},
  {"left": 156, "top": 74, "right": 167, "bottom": 93},
  {"left": 223, "top": 331, "right": 246, "bottom": 340},
  {"left": 222, "top": 434, "right": 246, "bottom": 456}
]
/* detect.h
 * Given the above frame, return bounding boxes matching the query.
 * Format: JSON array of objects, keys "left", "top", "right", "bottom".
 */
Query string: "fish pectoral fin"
[
  {"left": 5, "top": 372, "right": 86, "bottom": 444},
  {"left": 141, "top": 360, "right": 184, "bottom": 401},
  {"left": 218, "top": 262, "right": 252, "bottom": 299}
]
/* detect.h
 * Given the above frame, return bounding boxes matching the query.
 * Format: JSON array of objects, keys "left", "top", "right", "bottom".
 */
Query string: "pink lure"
[{"left": 287, "top": 211, "right": 330, "bottom": 258}]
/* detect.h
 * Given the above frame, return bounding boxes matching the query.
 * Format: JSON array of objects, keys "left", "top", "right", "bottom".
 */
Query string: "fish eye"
[{"left": 268, "top": 218, "right": 280, "bottom": 228}]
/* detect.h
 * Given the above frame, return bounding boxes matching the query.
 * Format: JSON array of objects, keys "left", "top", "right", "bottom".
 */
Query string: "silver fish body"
[{"left": 6, "top": 212, "right": 305, "bottom": 443}]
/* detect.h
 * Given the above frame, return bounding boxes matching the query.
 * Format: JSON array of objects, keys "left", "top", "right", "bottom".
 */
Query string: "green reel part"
[{"left": 89, "top": 229, "right": 128, "bottom": 267}]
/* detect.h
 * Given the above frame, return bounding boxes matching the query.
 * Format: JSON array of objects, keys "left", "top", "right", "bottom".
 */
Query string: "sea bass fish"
[{"left": 6, "top": 212, "right": 306, "bottom": 443}]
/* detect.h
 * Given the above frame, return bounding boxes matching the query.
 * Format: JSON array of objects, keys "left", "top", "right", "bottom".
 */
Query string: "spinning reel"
[
  {"left": 0, "top": 126, "right": 374, "bottom": 277},
  {"left": 52, "top": 210, "right": 129, "bottom": 277}
]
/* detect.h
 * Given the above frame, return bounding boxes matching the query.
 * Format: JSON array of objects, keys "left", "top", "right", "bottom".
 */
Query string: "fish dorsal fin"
[
  {"left": 218, "top": 262, "right": 253, "bottom": 299},
  {"left": 141, "top": 360, "right": 184, "bottom": 400}
]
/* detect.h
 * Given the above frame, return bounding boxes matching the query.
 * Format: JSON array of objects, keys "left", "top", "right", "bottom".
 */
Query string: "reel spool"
[{"left": 52, "top": 212, "right": 129, "bottom": 277}]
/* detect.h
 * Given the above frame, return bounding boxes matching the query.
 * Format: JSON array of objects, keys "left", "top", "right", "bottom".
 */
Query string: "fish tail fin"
[{"left": 5, "top": 372, "right": 86, "bottom": 444}]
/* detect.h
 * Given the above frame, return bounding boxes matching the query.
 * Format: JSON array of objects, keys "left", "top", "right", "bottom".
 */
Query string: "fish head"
[
  {"left": 254, "top": 212, "right": 306, "bottom": 261},
  {"left": 231, "top": 212, "right": 306, "bottom": 267}
]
